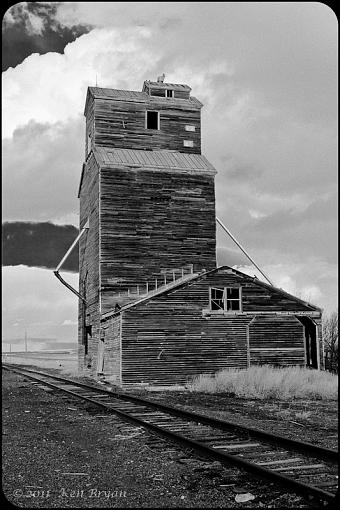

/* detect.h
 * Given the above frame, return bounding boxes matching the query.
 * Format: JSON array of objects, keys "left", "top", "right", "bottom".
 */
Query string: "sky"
[{"left": 2, "top": 2, "right": 338, "bottom": 351}]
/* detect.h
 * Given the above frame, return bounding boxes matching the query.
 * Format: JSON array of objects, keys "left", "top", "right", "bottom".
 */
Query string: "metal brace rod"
[
  {"left": 216, "top": 216, "right": 274, "bottom": 286},
  {"left": 53, "top": 220, "right": 89, "bottom": 302}
]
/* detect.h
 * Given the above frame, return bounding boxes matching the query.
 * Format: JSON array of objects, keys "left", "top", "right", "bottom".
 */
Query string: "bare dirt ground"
[{"left": 2, "top": 367, "right": 338, "bottom": 508}]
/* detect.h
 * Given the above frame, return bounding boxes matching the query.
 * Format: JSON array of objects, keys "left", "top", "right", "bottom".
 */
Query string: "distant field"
[
  {"left": 188, "top": 365, "right": 338, "bottom": 400},
  {"left": 2, "top": 351, "right": 78, "bottom": 375}
]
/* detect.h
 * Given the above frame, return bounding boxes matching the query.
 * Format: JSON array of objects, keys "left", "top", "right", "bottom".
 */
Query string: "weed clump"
[{"left": 188, "top": 365, "right": 338, "bottom": 400}]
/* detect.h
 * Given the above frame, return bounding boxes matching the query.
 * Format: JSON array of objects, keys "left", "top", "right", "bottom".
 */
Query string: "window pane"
[
  {"left": 230, "top": 300, "right": 240, "bottom": 311},
  {"left": 227, "top": 287, "right": 240, "bottom": 299},
  {"left": 211, "top": 299, "right": 224, "bottom": 310}
]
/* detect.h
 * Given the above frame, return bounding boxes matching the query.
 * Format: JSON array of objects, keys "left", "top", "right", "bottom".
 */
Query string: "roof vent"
[{"left": 157, "top": 73, "right": 165, "bottom": 83}]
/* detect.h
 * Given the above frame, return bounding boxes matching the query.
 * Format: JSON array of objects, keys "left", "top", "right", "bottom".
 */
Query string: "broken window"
[
  {"left": 146, "top": 111, "right": 159, "bottom": 130},
  {"left": 209, "top": 287, "right": 242, "bottom": 311},
  {"left": 210, "top": 287, "right": 225, "bottom": 310}
]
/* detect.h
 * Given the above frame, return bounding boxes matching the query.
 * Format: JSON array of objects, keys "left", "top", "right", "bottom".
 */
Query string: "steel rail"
[
  {"left": 3, "top": 364, "right": 337, "bottom": 462},
  {"left": 3, "top": 364, "right": 337, "bottom": 504}
]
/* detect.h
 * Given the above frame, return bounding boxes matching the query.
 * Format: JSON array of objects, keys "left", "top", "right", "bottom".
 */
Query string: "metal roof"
[
  {"left": 78, "top": 148, "right": 217, "bottom": 197},
  {"left": 84, "top": 86, "right": 203, "bottom": 115},
  {"left": 144, "top": 81, "right": 191, "bottom": 91},
  {"left": 93, "top": 147, "right": 217, "bottom": 174},
  {"left": 88, "top": 87, "right": 148, "bottom": 102}
]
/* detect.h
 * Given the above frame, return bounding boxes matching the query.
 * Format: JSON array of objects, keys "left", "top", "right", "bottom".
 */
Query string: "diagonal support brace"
[
  {"left": 216, "top": 216, "right": 274, "bottom": 286},
  {"left": 53, "top": 220, "right": 89, "bottom": 302}
]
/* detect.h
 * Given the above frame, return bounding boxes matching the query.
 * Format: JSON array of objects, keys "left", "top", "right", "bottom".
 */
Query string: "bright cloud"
[
  {"left": 2, "top": 26, "right": 158, "bottom": 139},
  {"left": 2, "top": 265, "right": 79, "bottom": 341}
]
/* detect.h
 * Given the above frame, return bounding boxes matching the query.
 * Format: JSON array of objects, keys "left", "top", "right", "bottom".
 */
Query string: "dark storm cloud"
[
  {"left": 2, "top": 2, "right": 93, "bottom": 71},
  {"left": 2, "top": 222, "right": 79, "bottom": 271}
]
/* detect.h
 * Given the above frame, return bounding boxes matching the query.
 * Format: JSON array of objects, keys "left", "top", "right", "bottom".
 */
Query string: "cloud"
[
  {"left": 2, "top": 222, "right": 79, "bottom": 271},
  {"left": 234, "top": 260, "right": 337, "bottom": 314},
  {"left": 2, "top": 119, "right": 83, "bottom": 223},
  {"left": 61, "top": 319, "right": 78, "bottom": 326},
  {"left": 2, "top": 2, "right": 92, "bottom": 71},
  {"left": 2, "top": 265, "right": 79, "bottom": 342},
  {"left": 2, "top": 26, "right": 158, "bottom": 139}
]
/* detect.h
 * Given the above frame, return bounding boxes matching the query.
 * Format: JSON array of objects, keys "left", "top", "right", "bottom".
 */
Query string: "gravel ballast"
[{"left": 2, "top": 368, "right": 337, "bottom": 508}]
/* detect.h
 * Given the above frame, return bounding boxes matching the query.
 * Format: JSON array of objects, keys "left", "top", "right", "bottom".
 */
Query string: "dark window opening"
[
  {"left": 209, "top": 287, "right": 242, "bottom": 311},
  {"left": 226, "top": 287, "right": 241, "bottom": 311},
  {"left": 84, "top": 325, "right": 92, "bottom": 355},
  {"left": 146, "top": 111, "right": 159, "bottom": 130},
  {"left": 166, "top": 89, "right": 174, "bottom": 98}
]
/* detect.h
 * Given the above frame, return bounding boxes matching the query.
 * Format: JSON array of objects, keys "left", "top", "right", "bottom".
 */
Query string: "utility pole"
[{"left": 24, "top": 329, "right": 27, "bottom": 352}]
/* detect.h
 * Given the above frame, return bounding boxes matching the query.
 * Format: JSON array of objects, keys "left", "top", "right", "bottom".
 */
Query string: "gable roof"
[{"left": 101, "top": 265, "right": 322, "bottom": 322}]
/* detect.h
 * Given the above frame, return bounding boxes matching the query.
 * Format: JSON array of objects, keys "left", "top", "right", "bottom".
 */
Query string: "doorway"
[
  {"left": 97, "top": 336, "right": 105, "bottom": 374},
  {"left": 296, "top": 316, "right": 318, "bottom": 369}
]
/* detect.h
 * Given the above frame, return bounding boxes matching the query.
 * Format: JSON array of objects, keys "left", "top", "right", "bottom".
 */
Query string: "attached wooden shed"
[{"left": 100, "top": 266, "right": 322, "bottom": 386}]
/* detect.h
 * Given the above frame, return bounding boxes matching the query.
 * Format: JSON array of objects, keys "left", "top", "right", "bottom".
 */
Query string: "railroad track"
[{"left": 3, "top": 363, "right": 338, "bottom": 506}]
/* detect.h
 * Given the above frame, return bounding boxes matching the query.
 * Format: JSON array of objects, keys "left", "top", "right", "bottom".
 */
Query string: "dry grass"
[{"left": 188, "top": 365, "right": 338, "bottom": 400}]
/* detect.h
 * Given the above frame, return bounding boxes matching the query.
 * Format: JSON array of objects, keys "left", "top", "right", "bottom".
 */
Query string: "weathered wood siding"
[
  {"left": 200, "top": 269, "right": 316, "bottom": 313},
  {"left": 100, "top": 167, "right": 216, "bottom": 314},
  {"left": 101, "top": 315, "right": 121, "bottom": 383},
  {"left": 88, "top": 95, "right": 201, "bottom": 154},
  {"left": 120, "top": 305, "right": 251, "bottom": 385},
  {"left": 78, "top": 153, "right": 101, "bottom": 374},
  {"left": 85, "top": 96, "right": 95, "bottom": 159},
  {"left": 113, "top": 269, "right": 320, "bottom": 384},
  {"left": 248, "top": 315, "right": 305, "bottom": 366}
]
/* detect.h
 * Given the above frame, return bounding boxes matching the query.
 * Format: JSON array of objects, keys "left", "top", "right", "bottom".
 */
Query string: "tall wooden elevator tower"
[{"left": 78, "top": 79, "right": 217, "bottom": 371}]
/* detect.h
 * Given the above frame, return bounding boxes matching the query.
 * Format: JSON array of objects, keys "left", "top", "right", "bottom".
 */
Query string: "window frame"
[
  {"left": 209, "top": 286, "right": 242, "bottom": 313},
  {"left": 145, "top": 110, "right": 160, "bottom": 130},
  {"left": 166, "top": 89, "right": 174, "bottom": 98}
]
